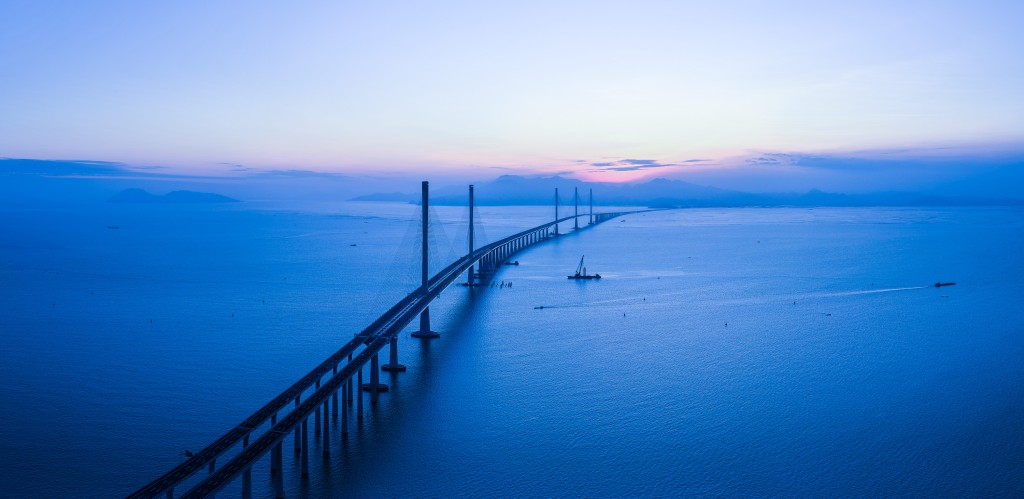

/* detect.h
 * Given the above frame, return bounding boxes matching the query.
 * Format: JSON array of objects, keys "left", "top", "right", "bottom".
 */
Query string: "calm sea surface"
[{"left": 1, "top": 203, "right": 1022, "bottom": 497}]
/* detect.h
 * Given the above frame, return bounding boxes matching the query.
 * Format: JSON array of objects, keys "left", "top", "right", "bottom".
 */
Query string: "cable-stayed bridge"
[{"left": 130, "top": 182, "right": 635, "bottom": 498}]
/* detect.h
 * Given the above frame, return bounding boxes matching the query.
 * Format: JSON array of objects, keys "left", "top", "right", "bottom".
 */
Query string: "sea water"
[{"left": 0, "top": 203, "right": 1021, "bottom": 497}]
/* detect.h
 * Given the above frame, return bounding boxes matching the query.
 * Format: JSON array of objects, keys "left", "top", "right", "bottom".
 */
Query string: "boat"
[
  {"left": 567, "top": 255, "right": 601, "bottom": 280},
  {"left": 934, "top": 282, "right": 956, "bottom": 287}
]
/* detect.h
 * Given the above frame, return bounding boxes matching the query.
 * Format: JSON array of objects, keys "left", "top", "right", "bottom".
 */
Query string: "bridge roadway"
[{"left": 132, "top": 210, "right": 633, "bottom": 498}]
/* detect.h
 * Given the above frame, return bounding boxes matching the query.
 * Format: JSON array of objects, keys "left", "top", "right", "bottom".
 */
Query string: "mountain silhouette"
[{"left": 108, "top": 188, "right": 239, "bottom": 204}]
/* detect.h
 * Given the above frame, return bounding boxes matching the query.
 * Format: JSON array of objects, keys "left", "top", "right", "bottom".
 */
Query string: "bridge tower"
[
  {"left": 574, "top": 187, "right": 579, "bottom": 230},
  {"left": 411, "top": 180, "right": 440, "bottom": 339},
  {"left": 554, "top": 188, "right": 559, "bottom": 236},
  {"left": 589, "top": 188, "right": 593, "bottom": 225},
  {"left": 466, "top": 184, "right": 475, "bottom": 286}
]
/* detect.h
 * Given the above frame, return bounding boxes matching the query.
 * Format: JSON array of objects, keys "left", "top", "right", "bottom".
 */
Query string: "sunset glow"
[{"left": 2, "top": 1, "right": 1022, "bottom": 182}]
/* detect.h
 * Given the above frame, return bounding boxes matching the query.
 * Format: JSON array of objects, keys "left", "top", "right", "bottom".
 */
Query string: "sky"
[{"left": 1, "top": 0, "right": 1023, "bottom": 190}]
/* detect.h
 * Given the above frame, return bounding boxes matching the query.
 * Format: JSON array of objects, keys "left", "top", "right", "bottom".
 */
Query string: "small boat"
[
  {"left": 934, "top": 282, "right": 956, "bottom": 288},
  {"left": 504, "top": 260, "right": 519, "bottom": 266},
  {"left": 568, "top": 255, "right": 601, "bottom": 280},
  {"left": 107, "top": 226, "right": 119, "bottom": 229}
]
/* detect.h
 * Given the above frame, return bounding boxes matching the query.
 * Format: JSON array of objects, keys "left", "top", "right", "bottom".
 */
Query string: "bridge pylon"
[
  {"left": 574, "top": 187, "right": 579, "bottom": 230},
  {"left": 411, "top": 180, "right": 440, "bottom": 339},
  {"left": 554, "top": 188, "right": 560, "bottom": 236},
  {"left": 589, "top": 188, "right": 593, "bottom": 225},
  {"left": 462, "top": 184, "right": 483, "bottom": 287}
]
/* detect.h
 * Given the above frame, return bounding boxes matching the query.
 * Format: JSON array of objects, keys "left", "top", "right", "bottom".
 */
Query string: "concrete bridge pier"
[
  {"left": 372, "top": 353, "right": 380, "bottom": 403},
  {"left": 240, "top": 434, "right": 251, "bottom": 499},
  {"left": 272, "top": 440, "right": 282, "bottom": 476},
  {"left": 323, "top": 399, "right": 331, "bottom": 457},
  {"left": 357, "top": 366, "right": 363, "bottom": 423},
  {"left": 332, "top": 366, "right": 339, "bottom": 419},
  {"left": 341, "top": 382, "right": 349, "bottom": 435},
  {"left": 301, "top": 418, "right": 309, "bottom": 478},
  {"left": 361, "top": 354, "right": 389, "bottom": 396},
  {"left": 206, "top": 459, "right": 215, "bottom": 499},
  {"left": 293, "top": 396, "right": 301, "bottom": 454},
  {"left": 241, "top": 466, "right": 252, "bottom": 499},
  {"left": 314, "top": 380, "right": 321, "bottom": 437},
  {"left": 412, "top": 308, "right": 439, "bottom": 338},
  {"left": 270, "top": 413, "right": 281, "bottom": 476},
  {"left": 381, "top": 336, "right": 406, "bottom": 371},
  {"left": 274, "top": 469, "right": 285, "bottom": 499},
  {"left": 362, "top": 353, "right": 385, "bottom": 403}
]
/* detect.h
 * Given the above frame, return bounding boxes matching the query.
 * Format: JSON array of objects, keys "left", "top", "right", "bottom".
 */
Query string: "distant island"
[{"left": 108, "top": 188, "right": 239, "bottom": 204}]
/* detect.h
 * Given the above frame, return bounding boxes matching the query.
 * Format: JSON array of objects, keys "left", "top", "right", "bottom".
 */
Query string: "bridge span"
[{"left": 130, "top": 183, "right": 634, "bottom": 498}]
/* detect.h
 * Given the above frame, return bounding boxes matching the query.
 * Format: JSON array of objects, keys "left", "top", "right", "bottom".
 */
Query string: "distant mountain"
[
  {"left": 353, "top": 175, "right": 1015, "bottom": 208},
  {"left": 108, "top": 188, "right": 239, "bottom": 204},
  {"left": 350, "top": 191, "right": 420, "bottom": 203},
  {"left": 426, "top": 175, "right": 744, "bottom": 206},
  {"left": 359, "top": 175, "right": 763, "bottom": 206}
]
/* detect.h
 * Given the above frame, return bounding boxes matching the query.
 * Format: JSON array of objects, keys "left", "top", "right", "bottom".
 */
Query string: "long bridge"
[{"left": 130, "top": 182, "right": 634, "bottom": 498}]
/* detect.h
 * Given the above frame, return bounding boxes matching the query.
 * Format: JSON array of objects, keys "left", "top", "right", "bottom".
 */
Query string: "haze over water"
[{"left": 1, "top": 202, "right": 1022, "bottom": 497}]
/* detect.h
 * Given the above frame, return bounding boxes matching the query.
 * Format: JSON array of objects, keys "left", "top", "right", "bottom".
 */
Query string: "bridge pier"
[
  {"left": 241, "top": 469, "right": 251, "bottom": 499},
  {"left": 341, "top": 383, "right": 349, "bottom": 435},
  {"left": 301, "top": 418, "right": 309, "bottom": 478},
  {"left": 381, "top": 336, "right": 406, "bottom": 371},
  {"left": 270, "top": 413, "right": 281, "bottom": 476},
  {"left": 314, "top": 379, "right": 321, "bottom": 437},
  {"left": 241, "top": 466, "right": 252, "bottom": 499},
  {"left": 274, "top": 469, "right": 285, "bottom": 499},
  {"left": 207, "top": 459, "right": 216, "bottom": 499},
  {"left": 411, "top": 307, "right": 439, "bottom": 338},
  {"left": 241, "top": 433, "right": 252, "bottom": 499},
  {"left": 293, "top": 396, "right": 301, "bottom": 454},
  {"left": 357, "top": 366, "right": 363, "bottom": 423},
  {"left": 372, "top": 353, "right": 380, "bottom": 403},
  {"left": 323, "top": 399, "right": 331, "bottom": 457},
  {"left": 272, "top": 440, "right": 282, "bottom": 477},
  {"left": 362, "top": 352, "right": 387, "bottom": 403},
  {"left": 332, "top": 365, "right": 339, "bottom": 418}
]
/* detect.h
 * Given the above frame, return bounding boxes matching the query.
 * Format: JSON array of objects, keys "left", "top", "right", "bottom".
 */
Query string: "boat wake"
[
  {"left": 822, "top": 285, "right": 931, "bottom": 297},
  {"left": 533, "top": 284, "right": 943, "bottom": 311}
]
